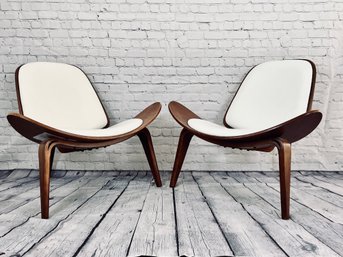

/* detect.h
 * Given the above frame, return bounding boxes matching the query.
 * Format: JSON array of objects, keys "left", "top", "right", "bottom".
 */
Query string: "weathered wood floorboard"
[
  {"left": 1, "top": 169, "right": 32, "bottom": 180},
  {"left": 0, "top": 174, "right": 78, "bottom": 215},
  {"left": 292, "top": 178, "right": 343, "bottom": 207},
  {"left": 128, "top": 172, "right": 177, "bottom": 257},
  {"left": 0, "top": 170, "right": 342, "bottom": 257},
  {"left": 76, "top": 172, "right": 152, "bottom": 257},
  {"left": 0, "top": 175, "right": 37, "bottom": 192},
  {"left": 0, "top": 176, "right": 112, "bottom": 257},
  {"left": 0, "top": 173, "right": 93, "bottom": 237},
  {"left": 174, "top": 172, "right": 233, "bottom": 257},
  {"left": 293, "top": 172, "right": 343, "bottom": 197},
  {"left": 24, "top": 173, "right": 136, "bottom": 257},
  {"left": 211, "top": 173, "right": 340, "bottom": 257},
  {"left": 309, "top": 173, "right": 343, "bottom": 188},
  {"left": 246, "top": 182, "right": 343, "bottom": 255},
  {"left": 269, "top": 183, "right": 343, "bottom": 224},
  {"left": 193, "top": 172, "right": 286, "bottom": 257}
]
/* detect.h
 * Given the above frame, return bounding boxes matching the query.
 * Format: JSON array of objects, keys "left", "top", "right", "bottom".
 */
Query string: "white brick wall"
[{"left": 0, "top": 0, "right": 342, "bottom": 171}]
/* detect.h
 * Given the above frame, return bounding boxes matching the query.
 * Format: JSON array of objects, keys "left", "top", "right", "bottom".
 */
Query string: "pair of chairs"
[{"left": 8, "top": 60, "right": 322, "bottom": 220}]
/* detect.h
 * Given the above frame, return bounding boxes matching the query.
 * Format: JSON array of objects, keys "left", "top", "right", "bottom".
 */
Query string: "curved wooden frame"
[
  {"left": 169, "top": 59, "right": 322, "bottom": 220},
  {"left": 8, "top": 64, "right": 162, "bottom": 219}
]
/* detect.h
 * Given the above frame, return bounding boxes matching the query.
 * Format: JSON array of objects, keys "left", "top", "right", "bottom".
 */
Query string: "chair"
[
  {"left": 7, "top": 62, "right": 162, "bottom": 219},
  {"left": 169, "top": 59, "right": 322, "bottom": 219}
]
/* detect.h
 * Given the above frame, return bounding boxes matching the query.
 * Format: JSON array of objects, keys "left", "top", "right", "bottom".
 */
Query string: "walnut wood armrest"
[
  {"left": 135, "top": 102, "right": 162, "bottom": 128},
  {"left": 268, "top": 110, "right": 322, "bottom": 143},
  {"left": 7, "top": 113, "right": 71, "bottom": 143},
  {"left": 168, "top": 101, "right": 200, "bottom": 130},
  {"left": 7, "top": 102, "right": 162, "bottom": 144},
  {"left": 169, "top": 101, "right": 322, "bottom": 144},
  {"left": 221, "top": 110, "right": 323, "bottom": 144}
]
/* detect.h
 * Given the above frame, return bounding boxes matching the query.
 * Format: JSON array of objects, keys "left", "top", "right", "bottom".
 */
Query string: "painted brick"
[{"left": 0, "top": 0, "right": 342, "bottom": 172}]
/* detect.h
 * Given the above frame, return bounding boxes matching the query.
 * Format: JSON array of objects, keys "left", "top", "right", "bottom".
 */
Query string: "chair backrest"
[
  {"left": 16, "top": 62, "right": 108, "bottom": 130},
  {"left": 225, "top": 60, "right": 315, "bottom": 130}
]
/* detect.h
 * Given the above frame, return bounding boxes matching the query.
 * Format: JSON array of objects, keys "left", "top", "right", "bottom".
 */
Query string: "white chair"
[
  {"left": 8, "top": 62, "right": 162, "bottom": 219},
  {"left": 169, "top": 59, "right": 322, "bottom": 219}
]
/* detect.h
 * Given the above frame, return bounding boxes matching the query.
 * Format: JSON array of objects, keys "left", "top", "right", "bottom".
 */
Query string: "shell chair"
[
  {"left": 169, "top": 59, "right": 322, "bottom": 220},
  {"left": 7, "top": 62, "right": 162, "bottom": 219}
]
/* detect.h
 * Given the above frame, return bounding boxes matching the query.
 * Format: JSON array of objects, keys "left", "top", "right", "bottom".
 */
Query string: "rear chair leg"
[
  {"left": 170, "top": 129, "right": 193, "bottom": 187},
  {"left": 38, "top": 140, "right": 56, "bottom": 219},
  {"left": 138, "top": 128, "right": 162, "bottom": 187},
  {"left": 275, "top": 138, "right": 291, "bottom": 220}
]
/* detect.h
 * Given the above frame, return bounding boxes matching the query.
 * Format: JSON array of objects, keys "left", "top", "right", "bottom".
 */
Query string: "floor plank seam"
[
  {"left": 264, "top": 183, "right": 337, "bottom": 224},
  {"left": 259, "top": 182, "right": 343, "bottom": 256},
  {"left": 0, "top": 175, "right": 80, "bottom": 216},
  {"left": 191, "top": 172, "right": 235, "bottom": 256},
  {"left": 0, "top": 176, "right": 85, "bottom": 238},
  {"left": 1, "top": 170, "right": 342, "bottom": 257},
  {"left": 287, "top": 217, "right": 342, "bottom": 256},
  {"left": 295, "top": 176, "right": 343, "bottom": 197},
  {"left": 126, "top": 173, "right": 152, "bottom": 257},
  {"left": 210, "top": 173, "right": 290, "bottom": 257},
  {"left": 72, "top": 173, "right": 138, "bottom": 257},
  {"left": 172, "top": 188, "right": 180, "bottom": 257},
  {"left": 21, "top": 176, "right": 115, "bottom": 257},
  {"left": 293, "top": 179, "right": 343, "bottom": 208}
]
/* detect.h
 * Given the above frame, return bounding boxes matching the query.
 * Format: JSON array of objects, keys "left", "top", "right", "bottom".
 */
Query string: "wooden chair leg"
[
  {"left": 137, "top": 128, "right": 162, "bottom": 187},
  {"left": 275, "top": 138, "right": 291, "bottom": 220},
  {"left": 38, "top": 140, "right": 56, "bottom": 219},
  {"left": 170, "top": 128, "right": 193, "bottom": 187}
]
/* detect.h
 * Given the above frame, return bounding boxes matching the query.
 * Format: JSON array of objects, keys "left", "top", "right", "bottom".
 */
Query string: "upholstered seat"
[
  {"left": 61, "top": 118, "right": 143, "bottom": 137},
  {"left": 188, "top": 119, "right": 263, "bottom": 137},
  {"left": 8, "top": 62, "right": 162, "bottom": 219},
  {"left": 169, "top": 59, "right": 322, "bottom": 220}
]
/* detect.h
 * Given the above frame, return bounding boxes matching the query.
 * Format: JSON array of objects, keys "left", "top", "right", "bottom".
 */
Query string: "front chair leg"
[
  {"left": 275, "top": 138, "right": 291, "bottom": 220},
  {"left": 170, "top": 128, "right": 193, "bottom": 187},
  {"left": 38, "top": 140, "right": 56, "bottom": 219},
  {"left": 137, "top": 128, "right": 162, "bottom": 187}
]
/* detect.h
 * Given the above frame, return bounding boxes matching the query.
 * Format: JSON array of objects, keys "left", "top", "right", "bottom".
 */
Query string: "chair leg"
[
  {"left": 170, "top": 128, "right": 193, "bottom": 187},
  {"left": 38, "top": 140, "right": 56, "bottom": 219},
  {"left": 137, "top": 128, "right": 162, "bottom": 187},
  {"left": 275, "top": 138, "right": 291, "bottom": 220}
]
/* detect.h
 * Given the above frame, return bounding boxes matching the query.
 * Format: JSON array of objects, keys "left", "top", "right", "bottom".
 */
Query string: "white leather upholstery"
[
  {"left": 188, "top": 118, "right": 261, "bottom": 137},
  {"left": 225, "top": 60, "right": 313, "bottom": 130},
  {"left": 18, "top": 62, "right": 108, "bottom": 130},
  {"left": 61, "top": 118, "right": 143, "bottom": 137}
]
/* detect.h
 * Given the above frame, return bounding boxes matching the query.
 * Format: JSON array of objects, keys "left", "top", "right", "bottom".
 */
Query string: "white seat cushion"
[
  {"left": 61, "top": 118, "right": 143, "bottom": 137},
  {"left": 188, "top": 118, "right": 262, "bottom": 137}
]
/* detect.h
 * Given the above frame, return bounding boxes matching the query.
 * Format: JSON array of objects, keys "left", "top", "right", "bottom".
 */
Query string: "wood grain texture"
[
  {"left": 0, "top": 176, "right": 112, "bottom": 257},
  {"left": 24, "top": 173, "right": 136, "bottom": 257},
  {"left": 0, "top": 173, "right": 92, "bottom": 237},
  {"left": 245, "top": 181, "right": 343, "bottom": 255},
  {"left": 128, "top": 172, "right": 176, "bottom": 256},
  {"left": 192, "top": 171, "right": 286, "bottom": 256},
  {"left": 174, "top": 172, "right": 234, "bottom": 257},
  {"left": 212, "top": 172, "right": 340, "bottom": 257},
  {"left": 76, "top": 172, "right": 152, "bottom": 257},
  {"left": 0, "top": 170, "right": 342, "bottom": 257}
]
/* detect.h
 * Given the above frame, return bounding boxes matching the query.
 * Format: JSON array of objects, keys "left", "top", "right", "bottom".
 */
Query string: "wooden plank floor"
[{"left": 0, "top": 170, "right": 342, "bottom": 257}]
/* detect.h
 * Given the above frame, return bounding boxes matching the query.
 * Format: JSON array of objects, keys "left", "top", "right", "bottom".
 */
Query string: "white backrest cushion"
[
  {"left": 225, "top": 60, "right": 313, "bottom": 130},
  {"left": 18, "top": 62, "right": 108, "bottom": 130}
]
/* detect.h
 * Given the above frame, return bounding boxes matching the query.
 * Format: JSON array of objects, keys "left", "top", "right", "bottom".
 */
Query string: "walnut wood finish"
[
  {"left": 8, "top": 65, "right": 162, "bottom": 219},
  {"left": 39, "top": 140, "right": 56, "bottom": 219},
  {"left": 274, "top": 138, "right": 291, "bottom": 220},
  {"left": 170, "top": 129, "right": 194, "bottom": 187},
  {"left": 137, "top": 128, "right": 162, "bottom": 187},
  {"left": 169, "top": 60, "right": 322, "bottom": 220}
]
